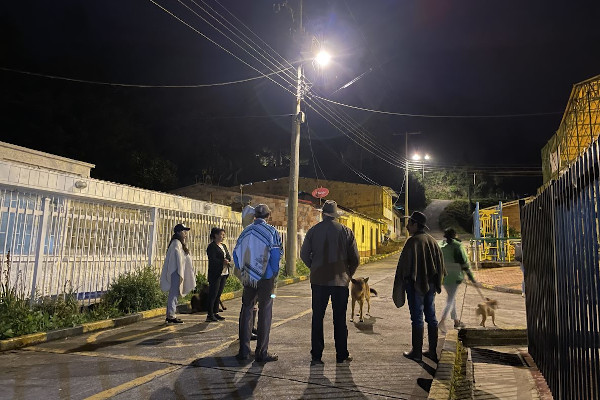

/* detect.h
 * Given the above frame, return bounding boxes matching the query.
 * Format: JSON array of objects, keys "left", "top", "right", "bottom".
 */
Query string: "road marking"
[
  {"left": 84, "top": 365, "right": 181, "bottom": 400},
  {"left": 75, "top": 307, "right": 315, "bottom": 399}
]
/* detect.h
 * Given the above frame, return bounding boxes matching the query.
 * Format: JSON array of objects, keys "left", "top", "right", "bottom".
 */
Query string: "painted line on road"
[
  {"left": 84, "top": 365, "right": 182, "bottom": 400},
  {"left": 25, "top": 345, "right": 183, "bottom": 364}
]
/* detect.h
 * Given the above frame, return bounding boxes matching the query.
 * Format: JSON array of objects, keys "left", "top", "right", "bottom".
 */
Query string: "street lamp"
[
  {"left": 412, "top": 153, "right": 431, "bottom": 178},
  {"left": 315, "top": 50, "right": 331, "bottom": 66}
]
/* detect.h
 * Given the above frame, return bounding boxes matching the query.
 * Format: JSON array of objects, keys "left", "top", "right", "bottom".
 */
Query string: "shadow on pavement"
[
  {"left": 351, "top": 316, "right": 381, "bottom": 335},
  {"left": 471, "top": 347, "right": 523, "bottom": 366},
  {"left": 65, "top": 321, "right": 217, "bottom": 353}
]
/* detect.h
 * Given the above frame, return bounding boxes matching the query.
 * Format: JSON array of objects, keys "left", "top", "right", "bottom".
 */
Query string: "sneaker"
[
  {"left": 214, "top": 314, "right": 225, "bottom": 321},
  {"left": 252, "top": 328, "right": 258, "bottom": 335},
  {"left": 166, "top": 317, "right": 183, "bottom": 324},
  {"left": 454, "top": 320, "right": 466, "bottom": 328},
  {"left": 336, "top": 355, "right": 353, "bottom": 363},
  {"left": 205, "top": 315, "right": 218, "bottom": 322},
  {"left": 235, "top": 353, "right": 249, "bottom": 361},
  {"left": 251, "top": 333, "right": 258, "bottom": 341},
  {"left": 256, "top": 353, "right": 278, "bottom": 363}
]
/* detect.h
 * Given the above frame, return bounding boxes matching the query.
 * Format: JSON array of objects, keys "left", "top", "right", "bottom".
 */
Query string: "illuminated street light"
[
  {"left": 315, "top": 50, "right": 331, "bottom": 66},
  {"left": 424, "top": 153, "right": 431, "bottom": 160},
  {"left": 412, "top": 153, "right": 421, "bottom": 161}
]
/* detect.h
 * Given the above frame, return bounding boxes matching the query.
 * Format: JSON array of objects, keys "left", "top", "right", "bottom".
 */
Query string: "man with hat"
[
  {"left": 233, "top": 204, "right": 282, "bottom": 363},
  {"left": 393, "top": 211, "right": 445, "bottom": 362},
  {"left": 300, "top": 200, "right": 360, "bottom": 364}
]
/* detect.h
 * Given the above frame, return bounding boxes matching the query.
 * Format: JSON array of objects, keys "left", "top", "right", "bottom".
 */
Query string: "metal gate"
[{"left": 521, "top": 140, "right": 600, "bottom": 400}]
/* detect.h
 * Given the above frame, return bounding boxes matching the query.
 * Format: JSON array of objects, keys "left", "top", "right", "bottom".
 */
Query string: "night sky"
[{"left": 2, "top": 1, "right": 600, "bottom": 197}]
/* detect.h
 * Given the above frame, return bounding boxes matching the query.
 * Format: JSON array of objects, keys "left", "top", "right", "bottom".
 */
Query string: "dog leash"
[{"left": 458, "top": 281, "right": 468, "bottom": 324}]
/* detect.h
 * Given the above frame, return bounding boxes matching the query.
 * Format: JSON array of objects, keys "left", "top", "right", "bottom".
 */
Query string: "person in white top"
[{"left": 160, "top": 223, "right": 195, "bottom": 324}]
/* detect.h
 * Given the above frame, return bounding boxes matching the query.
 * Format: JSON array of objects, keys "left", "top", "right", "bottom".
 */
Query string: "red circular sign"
[{"left": 312, "top": 187, "right": 329, "bottom": 198}]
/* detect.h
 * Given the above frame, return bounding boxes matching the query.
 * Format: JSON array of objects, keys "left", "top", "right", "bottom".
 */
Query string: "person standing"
[
  {"left": 393, "top": 211, "right": 445, "bottom": 362},
  {"left": 206, "top": 227, "right": 232, "bottom": 322},
  {"left": 233, "top": 204, "right": 282, "bottom": 362},
  {"left": 438, "top": 228, "right": 475, "bottom": 332},
  {"left": 160, "top": 223, "right": 196, "bottom": 324},
  {"left": 300, "top": 200, "right": 360, "bottom": 364}
]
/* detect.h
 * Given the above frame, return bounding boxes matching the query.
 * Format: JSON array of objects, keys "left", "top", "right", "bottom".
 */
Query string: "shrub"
[
  {"left": 102, "top": 265, "right": 166, "bottom": 314},
  {"left": 296, "top": 259, "right": 310, "bottom": 276},
  {"left": 439, "top": 200, "right": 473, "bottom": 234},
  {"left": 223, "top": 274, "right": 242, "bottom": 293},
  {"left": 377, "top": 239, "right": 404, "bottom": 254}
]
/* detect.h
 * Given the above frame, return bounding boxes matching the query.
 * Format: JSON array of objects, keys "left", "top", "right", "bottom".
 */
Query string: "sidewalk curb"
[
  {"left": 428, "top": 329, "right": 461, "bottom": 400},
  {"left": 468, "top": 280, "right": 522, "bottom": 295},
  {"left": 0, "top": 251, "right": 401, "bottom": 353}
]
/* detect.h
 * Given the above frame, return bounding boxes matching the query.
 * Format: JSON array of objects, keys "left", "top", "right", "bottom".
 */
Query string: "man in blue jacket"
[{"left": 233, "top": 204, "right": 282, "bottom": 363}]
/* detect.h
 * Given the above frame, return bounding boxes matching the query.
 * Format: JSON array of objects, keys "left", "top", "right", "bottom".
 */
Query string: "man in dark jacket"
[
  {"left": 393, "top": 211, "right": 445, "bottom": 362},
  {"left": 300, "top": 200, "right": 360, "bottom": 364}
]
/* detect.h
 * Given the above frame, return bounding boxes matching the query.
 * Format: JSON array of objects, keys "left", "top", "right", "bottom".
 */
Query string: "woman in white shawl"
[{"left": 160, "top": 223, "right": 195, "bottom": 324}]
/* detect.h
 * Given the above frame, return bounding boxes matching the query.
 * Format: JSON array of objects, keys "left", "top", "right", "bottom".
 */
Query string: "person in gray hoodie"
[{"left": 300, "top": 200, "right": 360, "bottom": 364}]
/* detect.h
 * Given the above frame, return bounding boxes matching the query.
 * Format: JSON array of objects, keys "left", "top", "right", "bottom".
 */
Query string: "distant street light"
[{"left": 393, "top": 132, "right": 421, "bottom": 238}]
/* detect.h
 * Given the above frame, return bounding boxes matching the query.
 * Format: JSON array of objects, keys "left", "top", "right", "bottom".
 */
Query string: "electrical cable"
[
  {"left": 313, "top": 94, "right": 563, "bottom": 119},
  {"left": 0, "top": 66, "right": 293, "bottom": 88},
  {"left": 147, "top": 0, "right": 297, "bottom": 97}
]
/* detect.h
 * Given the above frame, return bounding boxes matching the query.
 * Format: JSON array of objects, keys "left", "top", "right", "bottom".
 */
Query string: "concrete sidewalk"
[
  {"left": 1, "top": 257, "right": 548, "bottom": 399},
  {"left": 430, "top": 266, "right": 553, "bottom": 400}
]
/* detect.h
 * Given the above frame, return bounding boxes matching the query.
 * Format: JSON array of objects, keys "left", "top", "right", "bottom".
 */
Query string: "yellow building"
[
  {"left": 542, "top": 74, "right": 600, "bottom": 183},
  {"left": 338, "top": 208, "right": 381, "bottom": 258},
  {"left": 237, "top": 177, "right": 397, "bottom": 242}
]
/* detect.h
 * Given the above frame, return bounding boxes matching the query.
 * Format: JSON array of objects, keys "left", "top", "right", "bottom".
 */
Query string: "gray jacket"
[{"left": 300, "top": 217, "right": 360, "bottom": 286}]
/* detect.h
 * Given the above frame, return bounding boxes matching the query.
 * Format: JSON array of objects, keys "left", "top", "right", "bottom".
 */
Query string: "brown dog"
[
  {"left": 350, "top": 277, "right": 378, "bottom": 322},
  {"left": 476, "top": 298, "right": 498, "bottom": 327}
]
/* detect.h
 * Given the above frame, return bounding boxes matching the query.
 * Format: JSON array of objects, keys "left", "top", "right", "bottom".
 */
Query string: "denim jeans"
[
  {"left": 310, "top": 285, "right": 349, "bottom": 361},
  {"left": 405, "top": 282, "right": 438, "bottom": 328}
]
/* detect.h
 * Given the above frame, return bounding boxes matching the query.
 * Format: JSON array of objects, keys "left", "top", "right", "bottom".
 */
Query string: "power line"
[
  {"left": 0, "top": 66, "right": 292, "bottom": 88},
  {"left": 148, "top": 0, "right": 297, "bottom": 97},
  {"left": 313, "top": 95, "right": 563, "bottom": 119}
]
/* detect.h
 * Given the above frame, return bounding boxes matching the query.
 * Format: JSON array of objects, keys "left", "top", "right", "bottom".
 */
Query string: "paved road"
[
  {"left": 0, "top": 257, "right": 526, "bottom": 400},
  {"left": 422, "top": 200, "right": 452, "bottom": 240}
]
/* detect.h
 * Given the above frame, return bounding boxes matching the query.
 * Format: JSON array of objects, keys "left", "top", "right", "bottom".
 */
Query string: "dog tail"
[{"left": 370, "top": 288, "right": 378, "bottom": 296}]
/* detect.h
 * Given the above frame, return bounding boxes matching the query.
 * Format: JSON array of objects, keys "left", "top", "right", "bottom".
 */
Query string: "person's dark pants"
[
  {"left": 406, "top": 283, "right": 438, "bottom": 328},
  {"left": 310, "top": 284, "right": 350, "bottom": 362},
  {"left": 238, "top": 277, "right": 275, "bottom": 359},
  {"left": 208, "top": 274, "right": 227, "bottom": 316}
]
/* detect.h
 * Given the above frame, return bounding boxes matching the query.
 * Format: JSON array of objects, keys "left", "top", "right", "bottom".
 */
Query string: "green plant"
[
  {"left": 102, "top": 265, "right": 166, "bottom": 314},
  {"left": 223, "top": 274, "right": 242, "bottom": 293},
  {"left": 195, "top": 271, "right": 208, "bottom": 293},
  {"left": 295, "top": 259, "right": 310, "bottom": 276}
]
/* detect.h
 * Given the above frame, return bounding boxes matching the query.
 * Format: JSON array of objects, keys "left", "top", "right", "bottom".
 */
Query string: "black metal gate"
[{"left": 521, "top": 141, "right": 600, "bottom": 400}]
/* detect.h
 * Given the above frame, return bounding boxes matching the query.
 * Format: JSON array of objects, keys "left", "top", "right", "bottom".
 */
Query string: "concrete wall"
[
  {"left": 171, "top": 183, "right": 321, "bottom": 233},
  {"left": 0, "top": 141, "right": 94, "bottom": 178}
]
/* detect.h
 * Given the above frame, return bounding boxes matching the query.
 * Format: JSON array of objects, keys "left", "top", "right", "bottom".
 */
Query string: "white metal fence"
[{"left": 0, "top": 161, "right": 287, "bottom": 302}]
